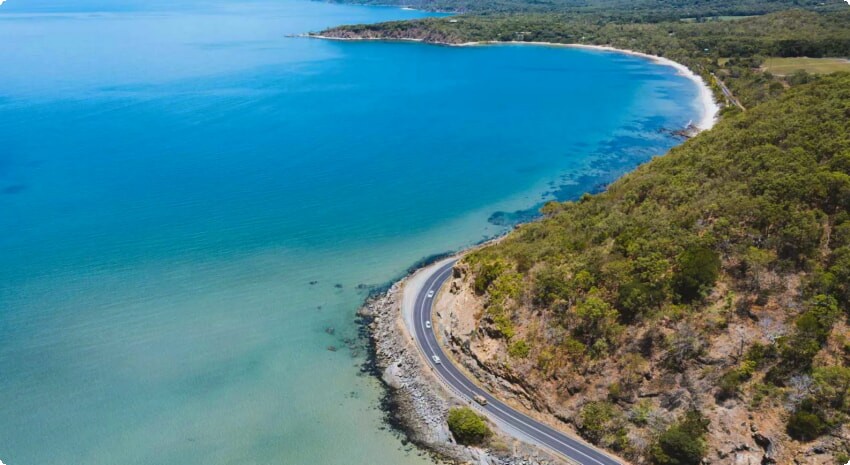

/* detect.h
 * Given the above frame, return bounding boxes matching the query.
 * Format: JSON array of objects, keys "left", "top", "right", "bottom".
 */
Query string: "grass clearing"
[{"left": 762, "top": 57, "right": 850, "bottom": 75}]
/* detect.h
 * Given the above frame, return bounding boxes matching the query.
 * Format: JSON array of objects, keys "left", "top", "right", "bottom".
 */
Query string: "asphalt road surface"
[{"left": 410, "top": 259, "right": 624, "bottom": 465}]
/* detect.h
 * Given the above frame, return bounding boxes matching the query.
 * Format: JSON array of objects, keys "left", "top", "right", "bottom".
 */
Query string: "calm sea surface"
[{"left": 0, "top": 1, "right": 703, "bottom": 464}]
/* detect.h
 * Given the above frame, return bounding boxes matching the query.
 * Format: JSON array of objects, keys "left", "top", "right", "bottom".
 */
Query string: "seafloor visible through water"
[{"left": 0, "top": 1, "right": 704, "bottom": 464}]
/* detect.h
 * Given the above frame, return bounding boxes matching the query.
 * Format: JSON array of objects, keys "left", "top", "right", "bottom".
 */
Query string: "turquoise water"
[{"left": 0, "top": 1, "right": 703, "bottom": 464}]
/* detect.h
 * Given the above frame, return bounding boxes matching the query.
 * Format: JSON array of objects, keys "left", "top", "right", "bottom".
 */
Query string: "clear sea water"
[{"left": 0, "top": 1, "right": 703, "bottom": 464}]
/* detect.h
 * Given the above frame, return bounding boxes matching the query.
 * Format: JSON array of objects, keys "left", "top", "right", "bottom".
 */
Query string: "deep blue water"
[{"left": 0, "top": 1, "right": 703, "bottom": 464}]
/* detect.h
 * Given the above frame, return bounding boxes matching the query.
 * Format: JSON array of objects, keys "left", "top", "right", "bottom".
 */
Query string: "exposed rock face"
[
  {"left": 432, "top": 264, "right": 850, "bottom": 465},
  {"left": 359, "top": 280, "right": 567, "bottom": 465}
]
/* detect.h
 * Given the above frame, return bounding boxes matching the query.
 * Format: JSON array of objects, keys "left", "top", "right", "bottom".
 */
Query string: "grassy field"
[{"left": 762, "top": 57, "right": 850, "bottom": 75}]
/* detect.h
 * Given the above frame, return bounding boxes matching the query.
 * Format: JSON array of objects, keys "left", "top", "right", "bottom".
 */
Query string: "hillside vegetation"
[
  {"left": 455, "top": 73, "right": 850, "bottom": 463},
  {"left": 334, "top": 0, "right": 846, "bottom": 18}
]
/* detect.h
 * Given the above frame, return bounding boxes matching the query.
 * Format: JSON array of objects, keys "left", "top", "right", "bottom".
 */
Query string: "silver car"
[{"left": 431, "top": 355, "right": 441, "bottom": 364}]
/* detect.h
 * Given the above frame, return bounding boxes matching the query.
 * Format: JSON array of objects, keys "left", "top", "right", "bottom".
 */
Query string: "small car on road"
[
  {"left": 425, "top": 321, "right": 431, "bottom": 329},
  {"left": 427, "top": 290, "right": 435, "bottom": 298},
  {"left": 473, "top": 395, "right": 488, "bottom": 406},
  {"left": 431, "top": 355, "right": 441, "bottom": 364}
]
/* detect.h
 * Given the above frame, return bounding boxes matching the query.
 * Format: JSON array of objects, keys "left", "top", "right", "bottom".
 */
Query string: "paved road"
[
  {"left": 711, "top": 72, "right": 746, "bottom": 111},
  {"left": 410, "top": 260, "right": 624, "bottom": 465}
]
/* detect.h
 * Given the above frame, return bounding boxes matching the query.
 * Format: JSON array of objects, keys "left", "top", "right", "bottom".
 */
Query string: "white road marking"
[{"left": 414, "top": 263, "right": 618, "bottom": 465}]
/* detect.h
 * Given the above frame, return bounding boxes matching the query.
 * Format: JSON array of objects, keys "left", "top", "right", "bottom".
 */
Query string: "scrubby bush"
[
  {"left": 447, "top": 407, "right": 492, "bottom": 445},
  {"left": 473, "top": 259, "right": 509, "bottom": 295},
  {"left": 787, "top": 403, "right": 829, "bottom": 441},
  {"left": 578, "top": 401, "right": 629, "bottom": 452},
  {"left": 717, "top": 361, "right": 757, "bottom": 400},
  {"left": 617, "top": 280, "right": 661, "bottom": 322},
  {"left": 651, "top": 410, "right": 708, "bottom": 465},
  {"left": 579, "top": 401, "right": 619, "bottom": 442},
  {"left": 508, "top": 339, "right": 531, "bottom": 358},
  {"left": 673, "top": 246, "right": 721, "bottom": 302}
]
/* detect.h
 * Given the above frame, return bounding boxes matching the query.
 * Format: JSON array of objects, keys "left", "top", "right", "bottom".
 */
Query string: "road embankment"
[{"left": 358, "top": 260, "right": 566, "bottom": 465}]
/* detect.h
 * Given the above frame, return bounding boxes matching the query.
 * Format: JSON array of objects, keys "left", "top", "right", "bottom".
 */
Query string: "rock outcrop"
[{"left": 359, "top": 279, "right": 568, "bottom": 465}]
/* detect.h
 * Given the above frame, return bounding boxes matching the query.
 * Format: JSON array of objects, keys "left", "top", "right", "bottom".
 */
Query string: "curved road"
[{"left": 410, "top": 259, "right": 624, "bottom": 465}]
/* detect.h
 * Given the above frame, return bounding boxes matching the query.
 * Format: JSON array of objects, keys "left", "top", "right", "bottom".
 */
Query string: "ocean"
[{"left": 0, "top": 1, "right": 704, "bottom": 464}]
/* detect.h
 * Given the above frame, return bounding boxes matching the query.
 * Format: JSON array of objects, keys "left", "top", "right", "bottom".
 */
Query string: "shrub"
[
  {"left": 787, "top": 405, "right": 829, "bottom": 441},
  {"left": 447, "top": 407, "right": 492, "bottom": 445},
  {"left": 769, "top": 294, "right": 842, "bottom": 383},
  {"left": 578, "top": 401, "right": 629, "bottom": 451},
  {"left": 651, "top": 427, "right": 705, "bottom": 465},
  {"left": 508, "top": 339, "right": 531, "bottom": 358},
  {"left": 650, "top": 410, "right": 708, "bottom": 465},
  {"left": 617, "top": 279, "right": 660, "bottom": 322},
  {"left": 717, "top": 361, "right": 757, "bottom": 400},
  {"left": 533, "top": 266, "right": 572, "bottom": 307},
  {"left": 574, "top": 291, "right": 622, "bottom": 350},
  {"left": 812, "top": 366, "right": 850, "bottom": 415},
  {"left": 474, "top": 259, "right": 509, "bottom": 295},
  {"left": 630, "top": 400, "right": 653, "bottom": 426},
  {"left": 492, "top": 313, "right": 515, "bottom": 339},
  {"left": 578, "top": 401, "right": 619, "bottom": 443},
  {"left": 673, "top": 246, "right": 721, "bottom": 302}
]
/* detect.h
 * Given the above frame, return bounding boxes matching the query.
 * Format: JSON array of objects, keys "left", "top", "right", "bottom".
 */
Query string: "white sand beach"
[
  {"left": 311, "top": 35, "right": 721, "bottom": 131},
  {"left": 456, "top": 41, "right": 720, "bottom": 131}
]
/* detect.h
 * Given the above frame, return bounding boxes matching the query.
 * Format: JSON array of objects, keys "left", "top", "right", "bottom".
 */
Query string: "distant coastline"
[{"left": 308, "top": 34, "right": 720, "bottom": 132}]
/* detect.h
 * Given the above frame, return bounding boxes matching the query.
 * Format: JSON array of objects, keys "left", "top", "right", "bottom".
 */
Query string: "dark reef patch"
[
  {"left": 487, "top": 115, "right": 689, "bottom": 228},
  {"left": 2, "top": 184, "right": 27, "bottom": 195}
]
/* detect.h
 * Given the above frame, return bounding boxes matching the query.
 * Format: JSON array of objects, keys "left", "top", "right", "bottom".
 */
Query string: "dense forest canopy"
[
  {"left": 335, "top": 0, "right": 847, "bottom": 18},
  {"left": 460, "top": 72, "right": 850, "bottom": 464}
]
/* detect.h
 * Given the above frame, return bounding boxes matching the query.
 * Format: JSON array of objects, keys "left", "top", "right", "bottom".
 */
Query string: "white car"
[
  {"left": 427, "top": 290, "right": 435, "bottom": 298},
  {"left": 431, "top": 355, "right": 441, "bottom": 364},
  {"left": 425, "top": 321, "right": 431, "bottom": 329}
]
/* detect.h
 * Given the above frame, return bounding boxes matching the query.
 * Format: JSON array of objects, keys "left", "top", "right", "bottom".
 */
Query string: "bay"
[{"left": 0, "top": 1, "right": 703, "bottom": 464}]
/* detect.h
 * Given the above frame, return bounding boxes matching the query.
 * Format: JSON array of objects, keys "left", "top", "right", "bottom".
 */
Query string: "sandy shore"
[
  {"left": 456, "top": 41, "right": 719, "bottom": 131},
  {"left": 309, "top": 35, "right": 720, "bottom": 132}
]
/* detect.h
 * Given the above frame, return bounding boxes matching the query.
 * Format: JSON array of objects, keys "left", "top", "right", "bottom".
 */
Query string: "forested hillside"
[
  {"left": 335, "top": 0, "right": 846, "bottom": 18},
  {"left": 452, "top": 73, "right": 850, "bottom": 464}
]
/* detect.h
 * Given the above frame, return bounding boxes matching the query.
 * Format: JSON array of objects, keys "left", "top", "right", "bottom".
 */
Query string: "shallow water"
[{"left": 0, "top": 1, "right": 702, "bottom": 464}]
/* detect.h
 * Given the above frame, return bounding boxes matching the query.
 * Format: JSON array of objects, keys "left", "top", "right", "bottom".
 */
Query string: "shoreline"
[
  {"left": 357, "top": 249, "right": 568, "bottom": 465},
  {"left": 307, "top": 35, "right": 720, "bottom": 131},
  {"left": 331, "top": 31, "right": 722, "bottom": 464}
]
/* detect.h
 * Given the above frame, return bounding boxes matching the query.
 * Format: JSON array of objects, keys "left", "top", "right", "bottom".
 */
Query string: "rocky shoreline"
[{"left": 357, "top": 272, "right": 566, "bottom": 465}]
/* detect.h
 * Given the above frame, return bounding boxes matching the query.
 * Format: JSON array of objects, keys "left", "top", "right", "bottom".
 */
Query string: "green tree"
[
  {"left": 617, "top": 280, "right": 660, "bottom": 322},
  {"left": 574, "top": 290, "right": 622, "bottom": 353},
  {"left": 673, "top": 246, "right": 721, "bottom": 302},
  {"left": 787, "top": 402, "right": 829, "bottom": 441},
  {"left": 651, "top": 410, "right": 709, "bottom": 465},
  {"left": 474, "top": 259, "right": 509, "bottom": 295},
  {"left": 447, "top": 407, "right": 493, "bottom": 445}
]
